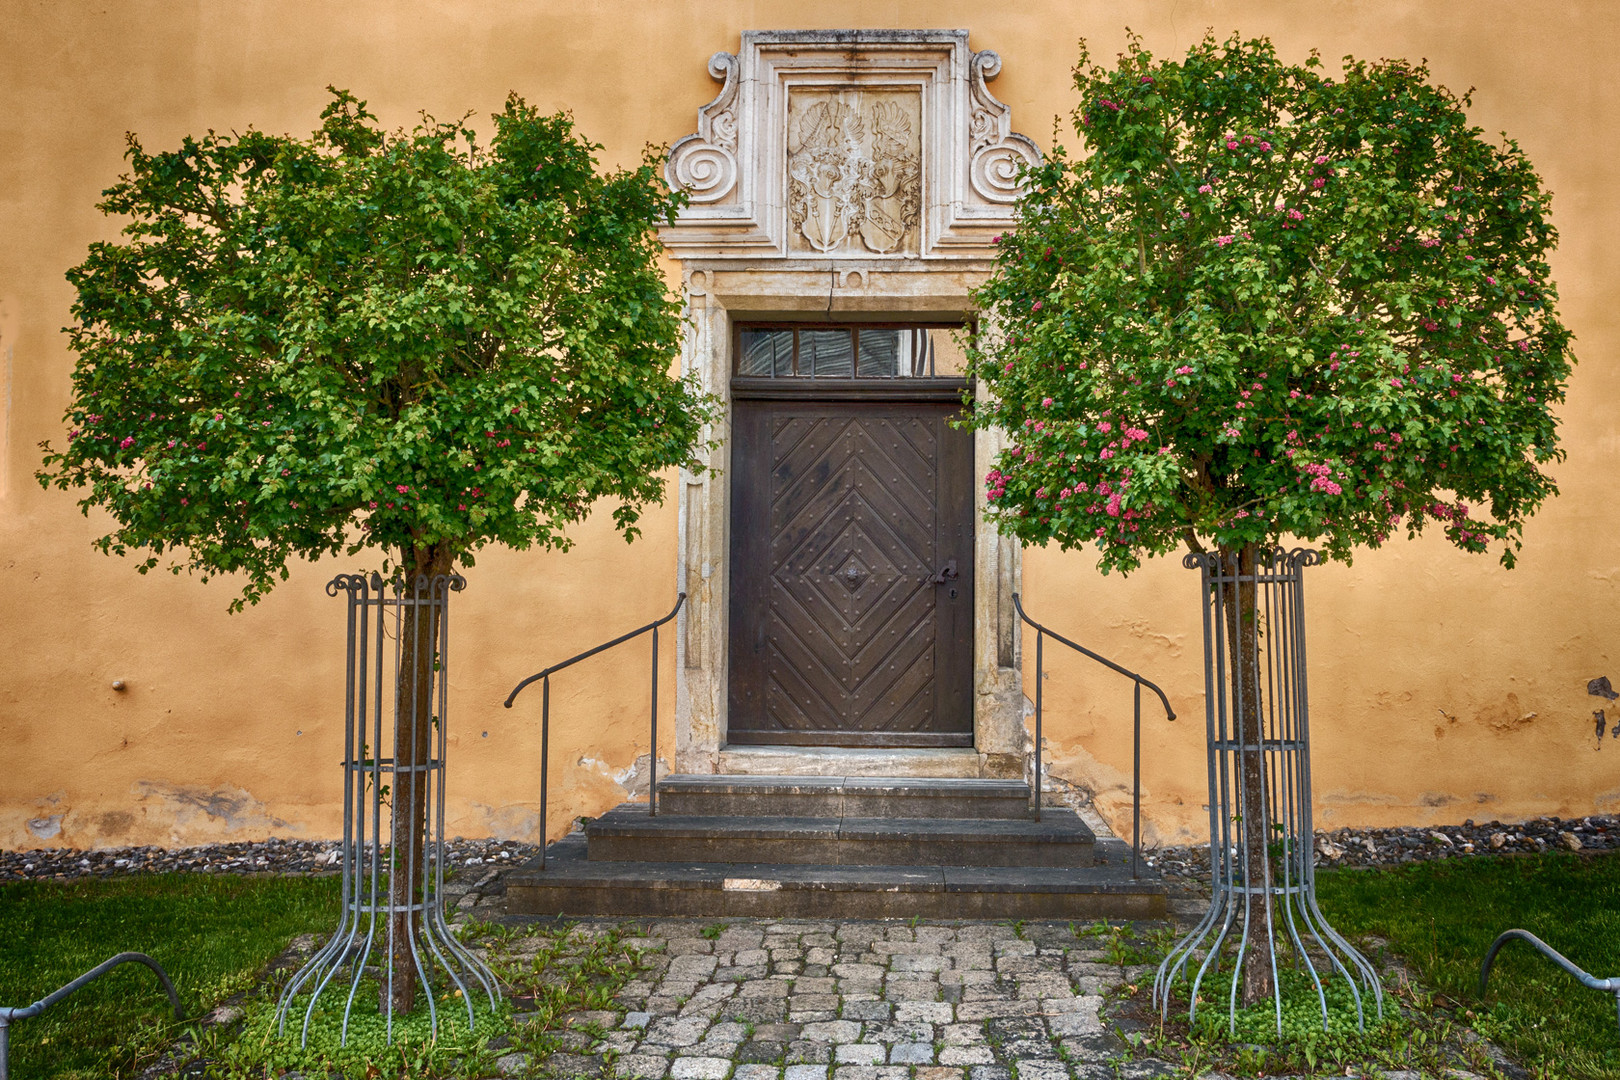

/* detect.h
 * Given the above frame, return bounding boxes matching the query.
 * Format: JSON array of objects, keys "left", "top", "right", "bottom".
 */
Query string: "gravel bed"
[
  {"left": 0, "top": 836, "right": 540, "bottom": 881},
  {"left": 5, "top": 814, "right": 1614, "bottom": 886},
  {"left": 1147, "top": 813, "right": 1620, "bottom": 892}
]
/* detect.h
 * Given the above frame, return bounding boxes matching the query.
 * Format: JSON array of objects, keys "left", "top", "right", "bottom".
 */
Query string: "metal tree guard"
[
  {"left": 1154, "top": 548, "right": 1383, "bottom": 1035},
  {"left": 277, "top": 573, "right": 500, "bottom": 1046}
]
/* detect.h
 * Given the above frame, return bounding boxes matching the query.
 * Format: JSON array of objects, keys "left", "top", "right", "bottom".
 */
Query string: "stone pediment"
[{"left": 664, "top": 30, "right": 1040, "bottom": 261}]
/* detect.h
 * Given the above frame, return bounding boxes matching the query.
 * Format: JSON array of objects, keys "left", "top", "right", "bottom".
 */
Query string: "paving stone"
[
  {"left": 862, "top": 1020, "right": 932, "bottom": 1044},
  {"left": 835, "top": 1043, "right": 887, "bottom": 1064},
  {"left": 614, "top": 1054, "right": 670, "bottom": 1079},
  {"left": 743, "top": 980, "right": 793, "bottom": 999},
  {"left": 494, "top": 1052, "right": 531, "bottom": 1077},
  {"left": 1047, "top": 1000, "right": 1104, "bottom": 1038},
  {"left": 891, "top": 953, "right": 951, "bottom": 972},
  {"left": 545, "top": 1052, "right": 605, "bottom": 1077},
  {"left": 955, "top": 1000, "right": 1040, "bottom": 1021},
  {"left": 801, "top": 1019, "right": 863, "bottom": 1043},
  {"left": 895, "top": 1000, "right": 953, "bottom": 1023},
  {"left": 755, "top": 1022, "right": 803, "bottom": 1041},
  {"left": 840, "top": 1000, "right": 892, "bottom": 1021},
  {"left": 793, "top": 976, "right": 838, "bottom": 994},
  {"left": 833, "top": 963, "right": 887, "bottom": 980},
  {"left": 830, "top": 1068, "right": 909, "bottom": 1080},
  {"left": 727, "top": 998, "right": 791, "bottom": 1023},
  {"left": 784, "top": 1066, "right": 828, "bottom": 1080},
  {"left": 786, "top": 1039, "right": 833, "bottom": 1064},
  {"left": 1116, "top": 1061, "right": 1179, "bottom": 1079},
  {"left": 939, "top": 1046, "right": 995, "bottom": 1066},
  {"left": 733, "top": 1067, "right": 783, "bottom": 1080},
  {"left": 890, "top": 1042, "right": 935, "bottom": 1064},
  {"left": 737, "top": 1040, "right": 787, "bottom": 1063},
  {"left": 687, "top": 1039, "right": 741, "bottom": 1059},
  {"left": 623, "top": 1011, "right": 653, "bottom": 1029},
  {"left": 940, "top": 1022, "right": 985, "bottom": 1044},
  {"left": 644, "top": 1016, "right": 711, "bottom": 1047},
  {"left": 788, "top": 1010, "right": 838, "bottom": 1023},
  {"left": 1012, "top": 1062, "right": 1069, "bottom": 1080},
  {"left": 914, "top": 1070, "right": 966, "bottom": 1080},
  {"left": 669, "top": 1057, "right": 732, "bottom": 1080},
  {"left": 1001, "top": 1037, "right": 1054, "bottom": 1058},
  {"left": 598, "top": 1030, "right": 642, "bottom": 1053},
  {"left": 881, "top": 980, "right": 941, "bottom": 1001},
  {"left": 790, "top": 993, "right": 840, "bottom": 1012},
  {"left": 670, "top": 955, "right": 721, "bottom": 977},
  {"left": 668, "top": 939, "right": 716, "bottom": 955},
  {"left": 968, "top": 1067, "right": 1012, "bottom": 1080}
]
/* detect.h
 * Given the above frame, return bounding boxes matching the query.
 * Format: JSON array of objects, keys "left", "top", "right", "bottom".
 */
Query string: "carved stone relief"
[
  {"left": 786, "top": 89, "right": 922, "bottom": 256},
  {"left": 662, "top": 30, "right": 1040, "bottom": 260}
]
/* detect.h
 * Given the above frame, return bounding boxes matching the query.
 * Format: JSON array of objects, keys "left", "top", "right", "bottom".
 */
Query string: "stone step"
[
  {"left": 655, "top": 774, "right": 1033, "bottom": 819},
  {"left": 502, "top": 832, "right": 1167, "bottom": 920},
  {"left": 584, "top": 804, "right": 1093, "bottom": 868}
]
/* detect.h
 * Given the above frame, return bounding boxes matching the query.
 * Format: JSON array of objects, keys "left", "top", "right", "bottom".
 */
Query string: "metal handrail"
[
  {"left": 1481, "top": 928, "right": 1620, "bottom": 1036},
  {"left": 504, "top": 593, "right": 686, "bottom": 869},
  {"left": 1010, "top": 593, "right": 1175, "bottom": 879},
  {"left": 0, "top": 951, "right": 183, "bottom": 1080}
]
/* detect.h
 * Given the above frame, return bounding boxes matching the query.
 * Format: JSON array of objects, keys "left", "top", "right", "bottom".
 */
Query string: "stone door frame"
[{"left": 671, "top": 263, "right": 1025, "bottom": 779}]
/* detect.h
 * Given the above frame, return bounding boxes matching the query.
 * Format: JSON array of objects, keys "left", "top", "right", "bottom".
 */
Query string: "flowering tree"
[
  {"left": 38, "top": 90, "right": 714, "bottom": 1012},
  {"left": 967, "top": 35, "right": 1572, "bottom": 1002}
]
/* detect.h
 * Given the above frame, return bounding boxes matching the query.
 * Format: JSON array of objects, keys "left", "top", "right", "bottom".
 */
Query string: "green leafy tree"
[
  {"left": 967, "top": 35, "right": 1573, "bottom": 1002},
  {"left": 39, "top": 90, "right": 715, "bottom": 1013}
]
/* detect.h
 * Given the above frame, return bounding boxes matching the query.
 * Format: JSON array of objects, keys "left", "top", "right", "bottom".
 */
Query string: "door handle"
[{"left": 929, "top": 559, "right": 959, "bottom": 585}]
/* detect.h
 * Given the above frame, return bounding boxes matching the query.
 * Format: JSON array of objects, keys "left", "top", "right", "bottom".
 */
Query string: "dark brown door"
[{"left": 728, "top": 397, "right": 974, "bottom": 746}]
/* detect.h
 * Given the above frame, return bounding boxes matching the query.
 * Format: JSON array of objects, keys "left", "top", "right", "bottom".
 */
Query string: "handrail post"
[
  {"left": 1034, "top": 630, "right": 1043, "bottom": 822},
  {"left": 539, "top": 675, "right": 550, "bottom": 871},
  {"left": 650, "top": 625, "right": 659, "bottom": 818},
  {"left": 1133, "top": 681, "right": 1142, "bottom": 879}
]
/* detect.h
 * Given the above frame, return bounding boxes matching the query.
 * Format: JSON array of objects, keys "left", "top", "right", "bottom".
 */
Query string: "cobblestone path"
[{"left": 492, "top": 918, "right": 1174, "bottom": 1080}]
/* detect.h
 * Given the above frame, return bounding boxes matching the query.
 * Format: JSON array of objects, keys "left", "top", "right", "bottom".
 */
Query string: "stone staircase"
[{"left": 503, "top": 774, "right": 1166, "bottom": 919}]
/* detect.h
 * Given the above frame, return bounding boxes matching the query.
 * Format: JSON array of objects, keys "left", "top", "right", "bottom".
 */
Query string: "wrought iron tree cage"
[
  {"left": 277, "top": 573, "right": 501, "bottom": 1046},
  {"left": 1154, "top": 548, "right": 1383, "bottom": 1035}
]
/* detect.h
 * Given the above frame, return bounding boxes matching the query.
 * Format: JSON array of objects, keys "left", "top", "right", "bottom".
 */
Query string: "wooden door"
[{"left": 728, "top": 398, "right": 974, "bottom": 746}]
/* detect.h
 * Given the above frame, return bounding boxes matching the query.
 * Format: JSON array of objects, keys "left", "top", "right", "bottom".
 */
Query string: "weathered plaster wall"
[{"left": 2, "top": 0, "right": 1616, "bottom": 849}]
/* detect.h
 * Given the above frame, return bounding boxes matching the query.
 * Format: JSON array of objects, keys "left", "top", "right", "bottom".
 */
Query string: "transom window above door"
[{"left": 735, "top": 325, "right": 969, "bottom": 379}]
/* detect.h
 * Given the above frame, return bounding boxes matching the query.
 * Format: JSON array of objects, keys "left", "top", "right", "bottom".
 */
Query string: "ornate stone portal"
[{"left": 665, "top": 31, "right": 1037, "bottom": 779}]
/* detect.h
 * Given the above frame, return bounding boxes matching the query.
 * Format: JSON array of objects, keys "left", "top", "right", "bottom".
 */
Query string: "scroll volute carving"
[
  {"left": 666, "top": 52, "right": 740, "bottom": 204},
  {"left": 968, "top": 50, "right": 1041, "bottom": 205}
]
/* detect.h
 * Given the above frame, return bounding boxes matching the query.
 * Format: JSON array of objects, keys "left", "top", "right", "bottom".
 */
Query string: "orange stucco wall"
[{"left": 2, "top": 1, "right": 1617, "bottom": 849}]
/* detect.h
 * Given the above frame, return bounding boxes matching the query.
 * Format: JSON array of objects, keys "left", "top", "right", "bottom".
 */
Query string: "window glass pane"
[
  {"left": 738, "top": 329, "right": 793, "bottom": 376},
  {"left": 801, "top": 329, "right": 854, "bottom": 377},
  {"left": 857, "top": 330, "right": 900, "bottom": 376}
]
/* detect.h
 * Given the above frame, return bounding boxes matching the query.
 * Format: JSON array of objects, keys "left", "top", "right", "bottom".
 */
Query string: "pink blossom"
[
  {"left": 1096, "top": 421, "right": 1113, "bottom": 434},
  {"left": 1314, "top": 155, "right": 1329, "bottom": 165},
  {"left": 119, "top": 436, "right": 134, "bottom": 449},
  {"left": 1032, "top": 301, "right": 1043, "bottom": 312},
  {"left": 1041, "top": 397, "right": 1054, "bottom": 407},
  {"left": 1226, "top": 140, "right": 1239, "bottom": 150},
  {"left": 1215, "top": 235, "right": 1235, "bottom": 246},
  {"left": 1175, "top": 365, "right": 1194, "bottom": 375},
  {"left": 1197, "top": 184, "right": 1212, "bottom": 194},
  {"left": 1259, "top": 141, "right": 1272, "bottom": 151},
  {"left": 1312, "top": 178, "right": 1326, "bottom": 189}
]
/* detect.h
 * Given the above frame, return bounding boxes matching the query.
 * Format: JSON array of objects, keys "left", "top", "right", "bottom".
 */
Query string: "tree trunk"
[
  {"left": 1220, "top": 542, "right": 1274, "bottom": 1006},
  {"left": 384, "top": 542, "right": 454, "bottom": 1017}
]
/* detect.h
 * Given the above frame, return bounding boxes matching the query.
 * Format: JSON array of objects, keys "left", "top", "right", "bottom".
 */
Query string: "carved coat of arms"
[{"left": 787, "top": 92, "right": 922, "bottom": 255}]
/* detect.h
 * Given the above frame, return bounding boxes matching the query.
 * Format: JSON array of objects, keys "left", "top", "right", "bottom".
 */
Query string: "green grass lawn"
[
  {"left": 0, "top": 873, "right": 340, "bottom": 1079},
  {"left": 1317, "top": 850, "right": 1620, "bottom": 1080}
]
